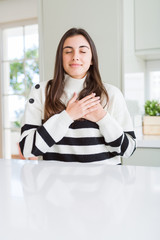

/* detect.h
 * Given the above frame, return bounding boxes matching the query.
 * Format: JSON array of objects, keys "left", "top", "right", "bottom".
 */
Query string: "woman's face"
[{"left": 62, "top": 34, "right": 92, "bottom": 79}]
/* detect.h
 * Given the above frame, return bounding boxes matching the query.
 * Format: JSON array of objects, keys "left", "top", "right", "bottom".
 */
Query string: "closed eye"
[
  {"left": 65, "top": 51, "right": 72, "bottom": 54},
  {"left": 80, "top": 51, "right": 86, "bottom": 53}
]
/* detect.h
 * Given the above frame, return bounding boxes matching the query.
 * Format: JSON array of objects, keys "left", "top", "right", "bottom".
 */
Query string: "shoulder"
[
  {"left": 102, "top": 82, "right": 124, "bottom": 100},
  {"left": 29, "top": 80, "right": 49, "bottom": 97},
  {"left": 102, "top": 82, "right": 130, "bottom": 118},
  {"left": 27, "top": 80, "right": 50, "bottom": 107},
  {"left": 33, "top": 80, "right": 48, "bottom": 92}
]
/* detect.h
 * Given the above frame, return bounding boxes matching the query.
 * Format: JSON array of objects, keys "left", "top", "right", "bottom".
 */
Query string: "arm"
[
  {"left": 84, "top": 86, "right": 136, "bottom": 158},
  {"left": 19, "top": 86, "right": 100, "bottom": 158},
  {"left": 19, "top": 84, "right": 73, "bottom": 158},
  {"left": 97, "top": 112, "right": 136, "bottom": 158}
]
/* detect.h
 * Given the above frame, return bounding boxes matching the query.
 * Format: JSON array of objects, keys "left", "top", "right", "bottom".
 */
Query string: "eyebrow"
[{"left": 63, "top": 45, "right": 90, "bottom": 50}]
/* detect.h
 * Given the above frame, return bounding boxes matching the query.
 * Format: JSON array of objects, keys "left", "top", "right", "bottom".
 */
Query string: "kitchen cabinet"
[
  {"left": 134, "top": 0, "right": 160, "bottom": 59},
  {"left": 123, "top": 148, "right": 160, "bottom": 166},
  {"left": 123, "top": 133, "right": 160, "bottom": 166}
]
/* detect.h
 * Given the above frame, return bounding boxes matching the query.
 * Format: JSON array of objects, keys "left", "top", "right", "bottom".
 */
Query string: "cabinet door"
[
  {"left": 134, "top": 0, "right": 160, "bottom": 54},
  {"left": 122, "top": 148, "right": 160, "bottom": 167}
]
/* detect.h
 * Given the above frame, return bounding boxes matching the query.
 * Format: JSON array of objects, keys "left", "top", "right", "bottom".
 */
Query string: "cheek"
[
  {"left": 62, "top": 56, "right": 68, "bottom": 68},
  {"left": 85, "top": 56, "right": 92, "bottom": 67},
  {"left": 62, "top": 55, "right": 65, "bottom": 62},
  {"left": 85, "top": 53, "right": 92, "bottom": 65}
]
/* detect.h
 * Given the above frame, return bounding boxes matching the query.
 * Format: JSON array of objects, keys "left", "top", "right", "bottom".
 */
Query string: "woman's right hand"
[{"left": 66, "top": 92, "right": 100, "bottom": 120}]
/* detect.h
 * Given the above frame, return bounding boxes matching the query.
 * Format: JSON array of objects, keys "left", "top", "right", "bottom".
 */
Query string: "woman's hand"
[
  {"left": 83, "top": 103, "right": 107, "bottom": 122},
  {"left": 66, "top": 92, "right": 101, "bottom": 120}
]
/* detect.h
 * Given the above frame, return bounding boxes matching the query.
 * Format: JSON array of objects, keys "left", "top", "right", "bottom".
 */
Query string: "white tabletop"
[{"left": 0, "top": 159, "right": 160, "bottom": 240}]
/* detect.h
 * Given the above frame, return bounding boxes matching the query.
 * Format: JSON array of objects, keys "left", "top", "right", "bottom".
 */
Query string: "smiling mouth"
[{"left": 69, "top": 64, "right": 82, "bottom": 67}]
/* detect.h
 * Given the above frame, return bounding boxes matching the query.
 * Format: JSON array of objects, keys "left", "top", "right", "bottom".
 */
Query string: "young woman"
[{"left": 19, "top": 28, "right": 136, "bottom": 164}]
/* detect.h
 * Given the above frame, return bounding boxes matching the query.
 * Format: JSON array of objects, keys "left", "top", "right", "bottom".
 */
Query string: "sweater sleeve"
[
  {"left": 19, "top": 84, "right": 73, "bottom": 158},
  {"left": 97, "top": 85, "right": 136, "bottom": 158}
]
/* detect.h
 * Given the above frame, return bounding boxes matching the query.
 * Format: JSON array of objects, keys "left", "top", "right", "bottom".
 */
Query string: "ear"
[{"left": 90, "top": 59, "right": 93, "bottom": 65}]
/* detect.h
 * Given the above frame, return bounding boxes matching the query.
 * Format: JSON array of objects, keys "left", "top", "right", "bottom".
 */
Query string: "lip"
[{"left": 69, "top": 64, "right": 82, "bottom": 67}]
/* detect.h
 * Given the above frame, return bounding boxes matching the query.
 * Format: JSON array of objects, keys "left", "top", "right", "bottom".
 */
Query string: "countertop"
[
  {"left": 135, "top": 126, "right": 160, "bottom": 148},
  {"left": 137, "top": 134, "right": 160, "bottom": 148},
  {"left": 0, "top": 159, "right": 160, "bottom": 240}
]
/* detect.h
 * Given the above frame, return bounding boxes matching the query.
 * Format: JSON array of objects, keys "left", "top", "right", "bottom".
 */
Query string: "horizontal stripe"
[
  {"left": 31, "top": 132, "right": 44, "bottom": 156},
  {"left": 106, "top": 134, "right": 123, "bottom": 147},
  {"left": 47, "top": 144, "right": 113, "bottom": 155},
  {"left": 65, "top": 128, "right": 102, "bottom": 138},
  {"left": 31, "top": 145, "right": 44, "bottom": 156},
  {"left": 43, "top": 152, "right": 115, "bottom": 162},
  {"left": 20, "top": 124, "right": 135, "bottom": 160},
  {"left": 120, "top": 134, "right": 129, "bottom": 155},
  {"left": 21, "top": 124, "right": 39, "bottom": 134},
  {"left": 69, "top": 119, "right": 99, "bottom": 129},
  {"left": 104, "top": 132, "right": 135, "bottom": 148},
  {"left": 37, "top": 126, "right": 55, "bottom": 147},
  {"left": 131, "top": 144, "right": 136, "bottom": 156},
  {"left": 19, "top": 137, "right": 26, "bottom": 156},
  {"left": 107, "top": 135, "right": 129, "bottom": 157},
  {"left": 56, "top": 134, "right": 126, "bottom": 148},
  {"left": 125, "top": 131, "right": 136, "bottom": 139},
  {"left": 57, "top": 137, "right": 105, "bottom": 146}
]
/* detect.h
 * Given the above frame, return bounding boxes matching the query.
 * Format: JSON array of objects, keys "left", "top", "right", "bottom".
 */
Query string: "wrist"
[
  {"left": 96, "top": 111, "right": 107, "bottom": 122},
  {"left": 65, "top": 110, "right": 75, "bottom": 121}
]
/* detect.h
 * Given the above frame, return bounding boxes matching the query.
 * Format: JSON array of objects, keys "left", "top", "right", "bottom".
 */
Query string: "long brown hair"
[{"left": 44, "top": 28, "right": 109, "bottom": 121}]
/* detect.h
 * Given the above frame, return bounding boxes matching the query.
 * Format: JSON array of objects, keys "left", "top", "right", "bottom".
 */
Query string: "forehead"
[{"left": 63, "top": 34, "right": 90, "bottom": 48}]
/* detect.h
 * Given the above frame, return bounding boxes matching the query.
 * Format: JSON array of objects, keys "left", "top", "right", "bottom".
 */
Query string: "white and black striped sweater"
[{"left": 19, "top": 75, "right": 136, "bottom": 164}]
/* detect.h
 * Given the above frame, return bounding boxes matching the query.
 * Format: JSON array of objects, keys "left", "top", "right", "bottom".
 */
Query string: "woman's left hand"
[{"left": 83, "top": 103, "right": 106, "bottom": 122}]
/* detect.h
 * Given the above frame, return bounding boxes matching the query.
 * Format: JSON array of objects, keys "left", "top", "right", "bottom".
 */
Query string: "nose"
[{"left": 72, "top": 51, "right": 79, "bottom": 61}]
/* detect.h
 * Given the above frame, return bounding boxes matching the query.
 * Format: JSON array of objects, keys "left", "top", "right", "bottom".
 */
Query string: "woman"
[{"left": 19, "top": 28, "right": 136, "bottom": 164}]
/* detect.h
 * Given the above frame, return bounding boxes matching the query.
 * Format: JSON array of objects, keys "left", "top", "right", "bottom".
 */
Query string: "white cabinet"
[
  {"left": 123, "top": 148, "right": 160, "bottom": 167},
  {"left": 134, "top": 0, "right": 160, "bottom": 59}
]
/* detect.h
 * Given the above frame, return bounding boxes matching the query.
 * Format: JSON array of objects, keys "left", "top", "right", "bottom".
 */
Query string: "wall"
[
  {"left": 0, "top": 0, "right": 37, "bottom": 24},
  {"left": 38, "top": 0, "right": 122, "bottom": 88}
]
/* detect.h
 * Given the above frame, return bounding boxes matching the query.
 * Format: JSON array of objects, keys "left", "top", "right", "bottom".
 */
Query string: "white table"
[{"left": 0, "top": 159, "right": 160, "bottom": 240}]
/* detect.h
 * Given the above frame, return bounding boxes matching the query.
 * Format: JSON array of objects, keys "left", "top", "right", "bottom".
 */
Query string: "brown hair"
[{"left": 44, "top": 28, "right": 109, "bottom": 121}]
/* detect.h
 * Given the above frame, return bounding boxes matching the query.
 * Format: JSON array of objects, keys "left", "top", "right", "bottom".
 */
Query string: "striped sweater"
[{"left": 19, "top": 75, "right": 136, "bottom": 164}]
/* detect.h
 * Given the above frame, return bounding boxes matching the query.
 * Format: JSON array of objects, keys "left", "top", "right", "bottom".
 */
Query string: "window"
[
  {"left": 123, "top": 61, "right": 160, "bottom": 131},
  {"left": 124, "top": 72, "right": 145, "bottom": 116},
  {"left": 1, "top": 23, "right": 39, "bottom": 159},
  {"left": 124, "top": 73, "right": 145, "bottom": 108}
]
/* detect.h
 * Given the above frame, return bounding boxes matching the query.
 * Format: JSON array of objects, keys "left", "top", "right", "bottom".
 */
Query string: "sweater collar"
[{"left": 64, "top": 74, "right": 86, "bottom": 92}]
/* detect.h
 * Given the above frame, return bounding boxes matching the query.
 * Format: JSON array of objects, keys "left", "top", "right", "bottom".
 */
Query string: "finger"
[
  {"left": 85, "top": 104, "right": 99, "bottom": 114},
  {"left": 69, "top": 92, "right": 78, "bottom": 104},
  {"left": 80, "top": 95, "right": 100, "bottom": 107},
  {"left": 83, "top": 98, "right": 100, "bottom": 109},
  {"left": 79, "top": 93, "right": 96, "bottom": 103}
]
